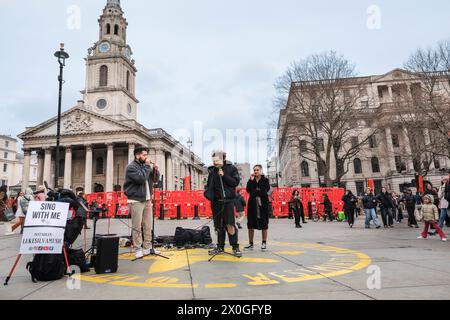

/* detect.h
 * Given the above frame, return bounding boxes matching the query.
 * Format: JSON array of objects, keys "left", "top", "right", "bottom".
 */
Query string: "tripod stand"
[
  {"left": 132, "top": 167, "right": 169, "bottom": 261},
  {"left": 209, "top": 167, "right": 241, "bottom": 262},
  {"left": 84, "top": 208, "right": 103, "bottom": 267}
]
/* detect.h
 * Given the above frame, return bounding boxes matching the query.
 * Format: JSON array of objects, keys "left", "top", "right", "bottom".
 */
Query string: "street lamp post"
[
  {"left": 187, "top": 138, "right": 193, "bottom": 190},
  {"left": 53, "top": 43, "right": 69, "bottom": 189}
]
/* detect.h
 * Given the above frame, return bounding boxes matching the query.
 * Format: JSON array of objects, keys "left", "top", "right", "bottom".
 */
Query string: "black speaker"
[{"left": 95, "top": 234, "right": 119, "bottom": 274}]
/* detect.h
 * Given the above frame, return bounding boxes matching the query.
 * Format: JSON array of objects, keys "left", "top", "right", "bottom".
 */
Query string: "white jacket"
[{"left": 438, "top": 185, "right": 449, "bottom": 209}]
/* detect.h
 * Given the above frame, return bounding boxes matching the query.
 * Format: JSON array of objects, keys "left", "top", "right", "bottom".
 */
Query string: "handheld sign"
[{"left": 19, "top": 202, "right": 69, "bottom": 255}]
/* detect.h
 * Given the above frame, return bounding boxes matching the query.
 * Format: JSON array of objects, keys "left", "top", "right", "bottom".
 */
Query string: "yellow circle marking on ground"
[{"left": 76, "top": 243, "right": 371, "bottom": 289}]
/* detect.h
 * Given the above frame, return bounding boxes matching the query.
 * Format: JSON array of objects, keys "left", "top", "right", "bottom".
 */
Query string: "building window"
[
  {"left": 5, "top": 141, "right": 9, "bottom": 148},
  {"left": 3, "top": 164, "right": 7, "bottom": 173},
  {"left": 58, "top": 159, "right": 65, "bottom": 177},
  {"left": 371, "top": 157, "right": 380, "bottom": 173},
  {"left": 0, "top": 179, "right": 6, "bottom": 186},
  {"left": 3, "top": 152, "right": 7, "bottom": 159},
  {"left": 351, "top": 137, "right": 359, "bottom": 148},
  {"left": 355, "top": 181, "right": 365, "bottom": 196},
  {"left": 126, "top": 71, "right": 130, "bottom": 91},
  {"left": 96, "top": 157, "right": 104, "bottom": 175},
  {"left": 392, "top": 134, "right": 400, "bottom": 148},
  {"left": 316, "top": 138, "right": 325, "bottom": 152},
  {"left": 106, "top": 23, "right": 111, "bottom": 34},
  {"left": 354, "top": 158, "right": 362, "bottom": 174},
  {"left": 434, "top": 159, "right": 441, "bottom": 169},
  {"left": 300, "top": 140, "right": 307, "bottom": 153},
  {"left": 99, "top": 65, "right": 108, "bottom": 87},
  {"left": 368, "top": 135, "right": 378, "bottom": 148},
  {"left": 318, "top": 160, "right": 326, "bottom": 176},
  {"left": 374, "top": 180, "right": 383, "bottom": 195},
  {"left": 395, "top": 156, "right": 405, "bottom": 172},
  {"left": 114, "top": 24, "right": 119, "bottom": 35},
  {"left": 301, "top": 161, "right": 310, "bottom": 177}
]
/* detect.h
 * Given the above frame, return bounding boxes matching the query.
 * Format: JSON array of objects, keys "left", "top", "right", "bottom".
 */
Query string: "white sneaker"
[
  {"left": 135, "top": 249, "right": 144, "bottom": 259},
  {"left": 442, "top": 238, "right": 448, "bottom": 242},
  {"left": 417, "top": 236, "right": 425, "bottom": 239}
]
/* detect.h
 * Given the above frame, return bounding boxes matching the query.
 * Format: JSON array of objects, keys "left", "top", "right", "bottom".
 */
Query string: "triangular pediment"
[
  {"left": 19, "top": 106, "right": 137, "bottom": 139},
  {"left": 373, "top": 68, "right": 417, "bottom": 83}
]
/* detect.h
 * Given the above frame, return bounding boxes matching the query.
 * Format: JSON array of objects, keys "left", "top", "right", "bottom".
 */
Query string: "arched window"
[
  {"left": 96, "top": 157, "right": 104, "bottom": 175},
  {"left": 106, "top": 24, "right": 111, "bottom": 34},
  {"left": 114, "top": 24, "right": 119, "bottom": 35},
  {"left": 58, "top": 159, "right": 65, "bottom": 178},
  {"left": 99, "top": 65, "right": 108, "bottom": 87},
  {"left": 354, "top": 158, "right": 362, "bottom": 174},
  {"left": 371, "top": 157, "right": 380, "bottom": 173},
  {"left": 301, "top": 161, "right": 310, "bottom": 177},
  {"left": 126, "top": 71, "right": 130, "bottom": 91}
]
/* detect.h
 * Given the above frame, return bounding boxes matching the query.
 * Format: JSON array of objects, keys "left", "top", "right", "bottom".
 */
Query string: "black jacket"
[
  {"left": 124, "top": 160, "right": 159, "bottom": 202},
  {"left": 204, "top": 161, "right": 240, "bottom": 201},
  {"left": 400, "top": 193, "right": 416, "bottom": 208},
  {"left": 377, "top": 192, "right": 393, "bottom": 209},
  {"left": 246, "top": 175, "right": 271, "bottom": 218},
  {"left": 363, "top": 193, "right": 377, "bottom": 209},
  {"left": 342, "top": 193, "right": 357, "bottom": 211},
  {"left": 322, "top": 197, "right": 332, "bottom": 212},
  {"left": 234, "top": 194, "right": 246, "bottom": 212}
]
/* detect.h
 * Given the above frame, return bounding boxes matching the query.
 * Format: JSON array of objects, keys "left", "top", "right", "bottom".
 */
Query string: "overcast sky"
[{"left": 1, "top": 0, "right": 450, "bottom": 166}]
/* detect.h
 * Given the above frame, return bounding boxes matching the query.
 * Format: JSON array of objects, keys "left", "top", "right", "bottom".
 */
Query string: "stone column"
[
  {"left": 21, "top": 150, "right": 31, "bottom": 191},
  {"left": 43, "top": 148, "right": 52, "bottom": 187},
  {"left": 155, "top": 149, "right": 166, "bottom": 189},
  {"left": 37, "top": 151, "right": 45, "bottom": 186},
  {"left": 423, "top": 129, "right": 435, "bottom": 170},
  {"left": 388, "top": 85, "right": 394, "bottom": 101},
  {"left": 385, "top": 127, "right": 397, "bottom": 173},
  {"left": 166, "top": 153, "right": 174, "bottom": 190},
  {"left": 105, "top": 143, "right": 114, "bottom": 192},
  {"left": 84, "top": 145, "right": 93, "bottom": 194},
  {"left": 403, "top": 128, "right": 415, "bottom": 171},
  {"left": 63, "top": 147, "right": 72, "bottom": 189},
  {"left": 128, "top": 143, "right": 135, "bottom": 164}
]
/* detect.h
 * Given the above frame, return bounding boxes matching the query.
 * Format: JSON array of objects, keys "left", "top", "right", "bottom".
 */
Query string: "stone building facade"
[
  {"left": 18, "top": 0, "right": 204, "bottom": 193},
  {"left": 277, "top": 68, "right": 450, "bottom": 195}
]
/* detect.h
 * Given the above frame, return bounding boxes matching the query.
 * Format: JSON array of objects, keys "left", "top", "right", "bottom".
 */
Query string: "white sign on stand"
[{"left": 19, "top": 202, "right": 69, "bottom": 255}]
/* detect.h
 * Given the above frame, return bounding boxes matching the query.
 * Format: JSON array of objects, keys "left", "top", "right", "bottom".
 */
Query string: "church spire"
[{"left": 106, "top": 0, "right": 121, "bottom": 9}]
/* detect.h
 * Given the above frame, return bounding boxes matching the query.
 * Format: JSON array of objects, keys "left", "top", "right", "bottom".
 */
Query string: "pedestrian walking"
[
  {"left": 322, "top": 194, "right": 333, "bottom": 222},
  {"left": 377, "top": 187, "right": 394, "bottom": 228},
  {"left": 400, "top": 189, "right": 419, "bottom": 228},
  {"left": 417, "top": 194, "right": 447, "bottom": 241},
  {"left": 363, "top": 188, "right": 381, "bottom": 229},
  {"left": 342, "top": 190, "right": 357, "bottom": 228},
  {"left": 289, "top": 190, "right": 303, "bottom": 228},
  {"left": 5, "top": 188, "right": 33, "bottom": 235},
  {"left": 234, "top": 189, "right": 247, "bottom": 230}
]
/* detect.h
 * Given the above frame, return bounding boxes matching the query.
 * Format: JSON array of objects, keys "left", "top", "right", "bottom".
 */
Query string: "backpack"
[
  {"left": 67, "top": 248, "right": 90, "bottom": 273},
  {"left": 64, "top": 216, "right": 84, "bottom": 246},
  {"left": 26, "top": 254, "right": 66, "bottom": 283},
  {"left": 20, "top": 195, "right": 32, "bottom": 214},
  {"left": 174, "top": 226, "right": 212, "bottom": 247}
]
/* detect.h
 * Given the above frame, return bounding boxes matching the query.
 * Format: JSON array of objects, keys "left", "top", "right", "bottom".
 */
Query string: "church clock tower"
[{"left": 82, "top": 0, "right": 138, "bottom": 120}]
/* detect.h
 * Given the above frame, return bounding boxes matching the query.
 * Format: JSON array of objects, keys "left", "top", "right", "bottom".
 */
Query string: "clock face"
[
  {"left": 97, "top": 99, "right": 107, "bottom": 109},
  {"left": 99, "top": 42, "right": 110, "bottom": 53}
]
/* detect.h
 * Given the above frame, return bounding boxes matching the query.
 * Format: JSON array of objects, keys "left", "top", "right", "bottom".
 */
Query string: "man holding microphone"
[{"left": 124, "top": 146, "right": 160, "bottom": 259}]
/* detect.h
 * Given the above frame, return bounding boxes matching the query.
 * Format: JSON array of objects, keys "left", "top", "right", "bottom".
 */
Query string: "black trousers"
[
  {"left": 345, "top": 208, "right": 355, "bottom": 226},
  {"left": 294, "top": 208, "right": 301, "bottom": 226},
  {"left": 380, "top": 207, "right": 394, "bottom": 226},
  {"left": 406, "top": 206, "right": 418, "bottom": 226},
  {"left": 323, "top": 210, "right": 333, "bottom": 221},
  {"left": 212, "top": 200, "right": 238, "bottom": 249}
]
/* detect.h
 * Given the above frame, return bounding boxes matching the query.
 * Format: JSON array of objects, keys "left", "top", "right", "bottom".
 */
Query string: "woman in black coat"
[
  {"left": 342, "top": 190, "right": 357, "bottom": 228},
  {"left": 245, "top": 165, "right": 271, "bottom": 251}
]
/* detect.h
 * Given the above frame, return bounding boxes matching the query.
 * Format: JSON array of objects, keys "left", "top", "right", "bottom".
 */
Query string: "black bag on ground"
[
  {"left": 64, "top": 216, "right": 84, "bottom": 246},
  {"left": 67, "top": 248, "right": 90, "bottom": 273},
  {"left": 26, "top": 254, "right": 66, "bottom": 283},
  {"left": 174, "top": 226, "right": 212, "bottom": 247}
]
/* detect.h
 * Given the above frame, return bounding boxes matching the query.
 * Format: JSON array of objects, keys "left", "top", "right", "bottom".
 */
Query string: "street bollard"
[
  {"left": 194, "top": 205, "right": 200, "bottom": 220},
  {"left": 159, "top": 203, "right": 164, "bottom": 220},
  {"left": 177, "top": 205, "right": 181, "bottom": 220}
]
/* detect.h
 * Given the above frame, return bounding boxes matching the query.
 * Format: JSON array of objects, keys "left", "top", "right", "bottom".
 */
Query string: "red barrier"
[{"left": 85, "top": 187, "right": 345, "bottom": 219}]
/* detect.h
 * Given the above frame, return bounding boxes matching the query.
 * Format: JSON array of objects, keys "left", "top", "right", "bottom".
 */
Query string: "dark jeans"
[
  {"left": 380, "top": 207, "right": 394, "bottom": 226},
  {"left": 406, "top": 206, "right": 418, "bottom": 226},
  {"left": 345, "top": 208, "right": 355, "bottom": 226}
]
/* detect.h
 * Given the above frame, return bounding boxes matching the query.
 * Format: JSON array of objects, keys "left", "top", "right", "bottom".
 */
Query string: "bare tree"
[
  {"left": 275, "top": 51, "right": 377, "bottom": 186},
  {"left": 397, "top": 39, "right": 450, "bottom": 170}
]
